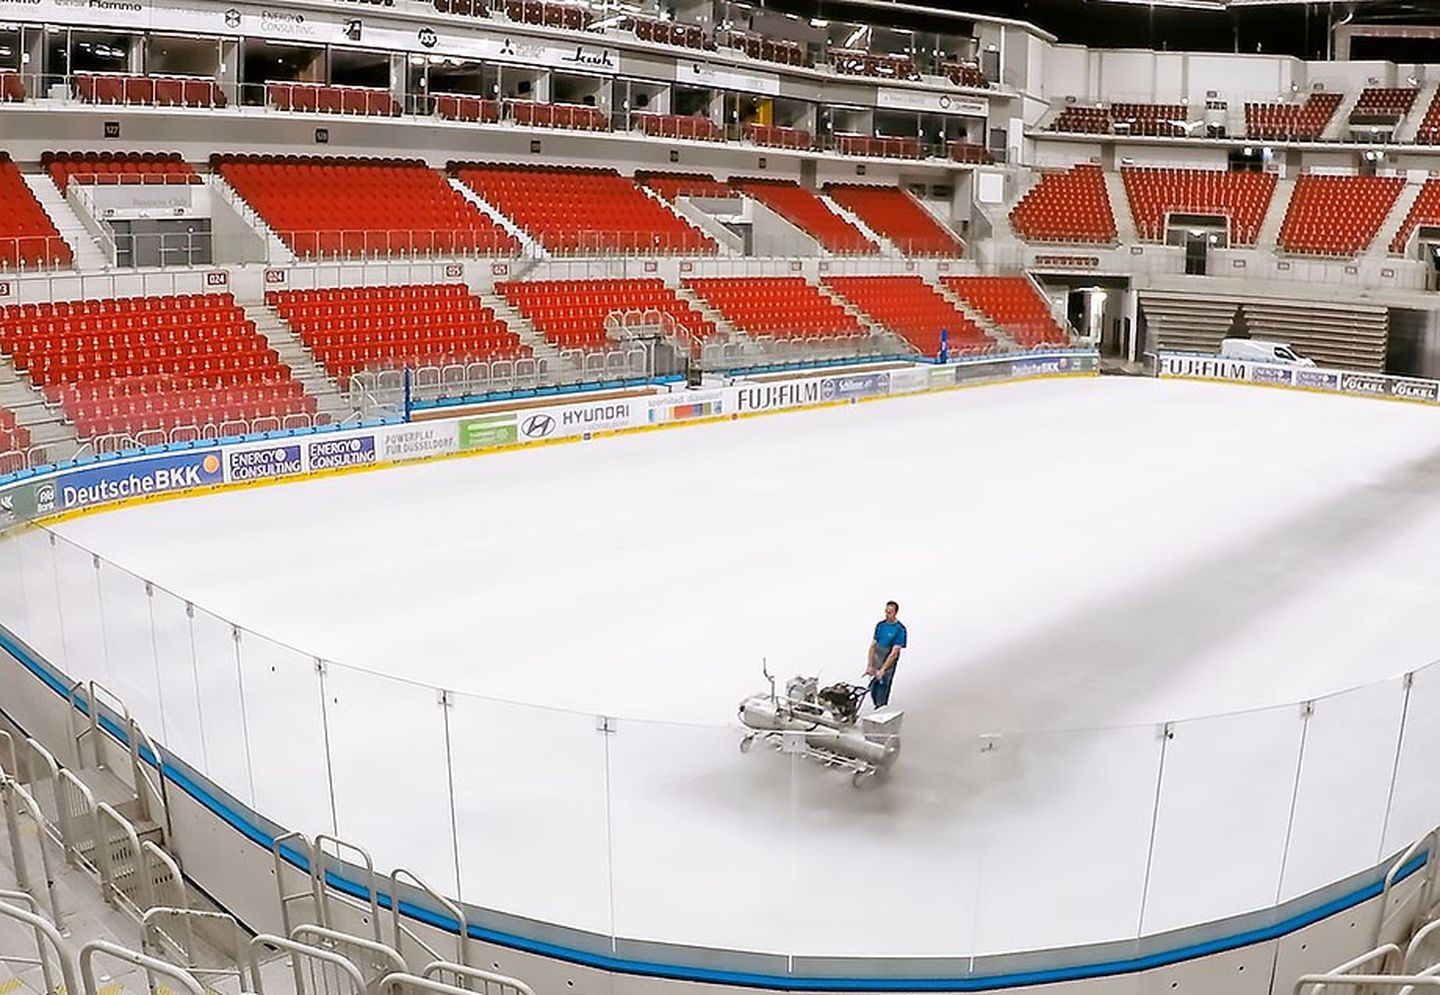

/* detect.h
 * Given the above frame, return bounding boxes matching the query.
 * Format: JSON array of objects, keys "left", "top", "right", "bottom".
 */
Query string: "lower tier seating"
[
  {"left": 0, "top": 406, "right": 32, "bottom": 471},
  {"left": 499, "top": 278, "right": 715, "bottom": 351},
  {"left": 1278, "top": 174, "right": 1403, "bottom": 256},
  {"left": 1391, "top": 179, "right": 1440, "bottom": 253},
  {"left": 44, "top": 151, "right": 198, "bottom": 191},
  {"left": 268, "top": 284, "right": 525, "bottom": 385},
  {"left": 942, "top": 277, "right": 1068, "bottom": 348},
  {"left": 217, "top": 156, "right": 519, "bottom": 259},
  {"left": 0, "top": 153, "right": 71, "bottom": 270},
  {"left": 732, "top": 179, "right": 878, "bottom": 255},
  {"left": 1008, "top": 164, "right": 1116, "bottom": 244},
  {"left": 683, "top": 277, "right": 864, "bottom": 340},
  {"left": 824, "top": 184, "right": 963, "bottom": 256},
  {"left": 823, "top": 277, "right": 990, "bottom": 356},
  {"left": 0, "top": 293, "right": 309, "bottom": 439},
  {"left": 1121, "top": 167, "right": 1277, "bottom": 245},
  {"left": 454, "top": 164, "right": 716, "bottom": 255}
]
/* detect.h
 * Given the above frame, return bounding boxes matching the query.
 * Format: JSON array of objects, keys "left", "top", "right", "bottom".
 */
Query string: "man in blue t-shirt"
[{"left": 866, "top": 600, "right": 907, "bottom": 708}]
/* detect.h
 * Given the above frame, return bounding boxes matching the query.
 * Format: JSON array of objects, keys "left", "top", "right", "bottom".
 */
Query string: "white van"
[{"left": 1220, "top": 338, "right": 1315, "bottom": 366}]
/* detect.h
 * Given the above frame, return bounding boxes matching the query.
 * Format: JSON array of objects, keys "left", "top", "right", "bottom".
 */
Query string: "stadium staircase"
[
  {"left": 817, "top": 194, "right": 898, "bottom": 255},
  {"left": 478, "top": 291, "right": 570, "bottom": 369},
  {"left": 242, "top": 303, "right": 357, "bottom": 424},
  {"left": 815, "top": 281, "right": 900, "bottom": 342},
  {"left": 1376, "top": 180, "right": 1425, "bottom": 255},
  {"left": 209, "top": 174, "right": 297, "bottom": 263},
  {"left": 22, "top": 175, "right": 107, "bottom": 271},
  {"left": 1321, "top": 89, "right": 1364, "bottom": 141},
  {"left": 672, "top": 284, "right": 744, "bottom": 342},
  {"left": 447, "top": 176, "right": 547, "bottom": 263},
  {"left": 1254, "top": 176, "right": 1295, "bottom": 249},
  {"left": 933, "top": 280, "right": 1018, "bottom": 350},
  {"left": 1398, "top": 80, "right": 1440, "bottom": 143},
  {"left": 637, "top": 184, "right": 741, "bottom": 257},
  {"left": 1102, "top": 171, "right": 1139, "bottom": 243}
]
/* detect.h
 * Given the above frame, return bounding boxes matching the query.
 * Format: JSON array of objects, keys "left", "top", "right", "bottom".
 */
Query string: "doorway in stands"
[{"left": 1046, "top": 276, "right": 1133, "bottom": 364}]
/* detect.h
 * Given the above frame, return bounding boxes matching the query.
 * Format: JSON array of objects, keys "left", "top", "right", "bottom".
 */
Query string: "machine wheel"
[
  {"left": 739, "top": 735, "right": 754, "bottom": 754},
  {"left": 851, "top": 769, "right": 874, "bottom": 789}
]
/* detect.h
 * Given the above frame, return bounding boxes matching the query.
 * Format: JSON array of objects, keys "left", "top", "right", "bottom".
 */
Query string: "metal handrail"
[
  {"left": 0, "top": 778, "right": 65, "bottom": 925},
  {"left": 1407, "top": 919, "right": 1440, "bottom": 974},
  {"left": 140, "top": 839, "right": 188, "bottom": 910},
  {"left": 273, "top": 830, "right": 321, "bottom": 937},
  {"left": 0, "top": 891, "right": 61, "bottom": 995},
  {"left": 0, "top": 897, "right": 78, "bottom": 995},
  {"left": 0, "top": 729, "right": 16, "bottom": 780},
  {"left": 55, "top": 768, "right": 96, "bottom": 871},
  {"left": 1379, "top": 830, "right": 1440, "bottom": 946},
  {"left": 421, "top": 961, "right": 536, "bottom": 995},
  {"left": 71, "top": 679, "right": 132, "bottom": 771},
  {"left": 291, "top": 924, "right": 405, "bottom": 990},
  {"left": 81, "top": 939, "right": 205, "bottom": 995},
  {"left": 95, "top": 801, "right": 149, "bottom": 914},
  {"left": 390, "top": 868, "right": 469, "bottom": 968},
  {"left": 141, "top": 906, "right": 252, "bottom": 991},
  {"left": 250, "top": 933, "right": 366, "bottom": 995},
  {"left": 1295, "top": 974, "right": 1440, "bottom": 994},
  {"left": 314, "top": 834, "right": 382, "bottom": 944}
]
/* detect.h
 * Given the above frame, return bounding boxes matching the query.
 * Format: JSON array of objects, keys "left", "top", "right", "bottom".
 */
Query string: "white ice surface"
[{"left": 36, "top": 376, "right": 1440, "bottom": 958}]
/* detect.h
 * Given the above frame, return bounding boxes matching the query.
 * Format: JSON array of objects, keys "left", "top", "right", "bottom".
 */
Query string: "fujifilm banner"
[{"left": 1158, "top": 352, "right": 1440, "bottom": 405}]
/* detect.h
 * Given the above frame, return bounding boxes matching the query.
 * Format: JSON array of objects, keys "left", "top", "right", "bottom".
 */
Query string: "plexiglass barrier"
[{"left": 0, "top": 518, "right": 1437, "bottom": 962}]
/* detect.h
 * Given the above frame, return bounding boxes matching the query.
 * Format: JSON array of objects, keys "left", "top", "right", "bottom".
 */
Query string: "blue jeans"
[{"left": 870, "top": 663, "right": 896, "bottom": 708}]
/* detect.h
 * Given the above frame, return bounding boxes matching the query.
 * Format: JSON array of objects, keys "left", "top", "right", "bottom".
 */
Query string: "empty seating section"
[
  {"left": 732, "top": 179, "right": 878, "bottom": 254},
  {"left": 832, "top": 50, "right": 916, "bottom": 80},
  {"left": 942, "top": 277, "right": 1068, "bottom": 348},
  {"left": 635, "top": 114, "right": 723, "bottom": 142},
  {"left": 268, "top": 284, "right": 525, "bottom": 384},
  {"left": 834, "top": 135, "right": 924, "bottom": 159},
  {"left": 624, "top": 15, "right": 709, "bottom": 50},
  {"left": 454, "top": 164, "right": 715, "bottom": 255},
  {"left": 944, "top": 62, "right": 989, "bottom": 89},
  {"left": 824, "top": 277, "right": 990, "bottom": 355},
  {"left": 433, "top": 0, "right": 491, "bottom": 16},
  {"left": 1008, "top": 164, "right": 1116, "bottom": 243},
  {"left": 636, "top": 172, "right": 737, "bottom": 200},
  {"left": 1245, "top": 92, "right": 1342, "bottom": 140},
  {"left": 1051, "top": 104, "right": 1187, "bottom": 136},
  {"left": 949, "top": 142, "right": 992, "bottom": 164},
  {"left": 499, "top": 278, "right": 715, "bottom": 350},
  {"left": 1120, "top": 167, "right": 1277, "bottom": 244},
  {"left": 267, "top": 83, "right": 399, "bottom": 117},
  {"left": 0, "top": 407, "right": 32, "bottom": 467},
  {"left": 434, "top": 94, "right": 502, "bottom": 123},
  {"left": 1418, "top": 91, "right": 1440, "bottom": 144},
  {"left": 74, "top": 74, "right": 225, "bottom": 107},
  {"left": 0, "top": 153, "right": 71, "bottom": 270},
  {"left": 744, "top": 124, "right": 813, "bottom": 150},
  {"left": 510, "top": 101, "right": 609, "bottom": 131},
  {"left": 684, "top": 277, "right": 864, "bottom": 340},
  {"left": 0, "top": 293, "right": 308, "bottom": 439},
  {"left": 1, "top": 71, "right": 24, "bottom": 102},
  {"left": 726, "top": 33, "right": 806, "bottom": 67},
  {"left": 823, "top": 184, "right": 963, "bottom": 256},
  {"left": 1391, "top": 179, "right": 1440, "bottom": 253},
  {"left": 218, "top": 156, "right": 518, "bottom": 259},
  {"left": 503, "top": 0, "right": 589, "bottom": 30},
  {"left": 1352, "top": 87, "right": 1417, "bottom": 120},
  {"left": 44, "top": 151, "right": 198, "bottom": 191},
  {"left": 1278, "top": 174, "right": 1403, "bottom": 255}
]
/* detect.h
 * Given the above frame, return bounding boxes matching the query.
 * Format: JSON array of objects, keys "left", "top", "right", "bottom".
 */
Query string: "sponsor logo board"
[
  {"left": 1294, "top": 369, "right": 1340, "bottom": 390},
  {"left": 732, "top": 379, "right": 822, "bottom": 413},
  {"left": 308, "top": 435, "right": 378, "bottom": 470},
  {"left": 459, "top": 414, "right": 518, "bottom": 450},
  {"left": 227, "top": 444, "right": 302, "bottom": 482},
  {"left": 1340, "top": 372, "right": 1389, "bottom": 397},
  {"left": 1249, "top": 364, "right": 1294, "bottom": 385},
  {"left": 558, "top": 400, "right": 633, "bottom": 434},
  {"left": 55, "top": 450, "right": 222, "bottom": 510},
  {"left": 1389, "top": 378, "right": 1440, "bottom": 402},
  {"left": 820, "top": 373, "right": 888, "bottom": 402},
  {"left": 1159, "top": 355, "right": 1250, "bottom": 381},
  {"left": 381, "top": 424, "right": 459, "bottom": 460},
  {"left": 928, "top": 367, "right": 957, "bottom": 388},
  {"left": 888, "top": 368, "right": 928, "bottom": 395}
]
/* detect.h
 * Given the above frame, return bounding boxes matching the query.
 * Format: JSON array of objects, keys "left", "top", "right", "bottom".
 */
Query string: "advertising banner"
[
  {"left": 646, "top": 390, "right": 725, "bottom": 425},
  {"left": 54, "top": 450, "right": 223, "bottom": 511},
  {"left": 1157, "top": 352, "right": 1440, "bottom": 405},
  {"left": 459, "top": 414, "right": 518, "bottom": 450},
  {"left": 307, "top": 435, "right": 377, "bottom": 471},
  {"left": 226, "top": 444, "right": 303, "bottom": 483},
  {"left": 380, "top": 423, "right": 459, "bottom": 461},
  {"left": 1390, "top": 378, "right": 1440, "bottom": 402},
  {"left": 1157, "top": 354, "right": 1251, "bottom": 382},
  {"left": 1294, "top": 368, "right": 1340, "bottom": 390},
  {"left": 820, "top": 372, "right": 889, "bottom": 402}
]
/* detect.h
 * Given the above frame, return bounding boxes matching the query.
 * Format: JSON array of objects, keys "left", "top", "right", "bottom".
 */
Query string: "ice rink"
[{"left": 35, "top": 376, "right": 1440, "bottom": 960}]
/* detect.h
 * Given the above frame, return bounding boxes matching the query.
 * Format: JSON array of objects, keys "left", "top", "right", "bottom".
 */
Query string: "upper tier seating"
[
  {"left": 1278, "top": 174, "right": 1403, "bottom": 256},
  {"left": 1120, "top": 167, "right": 1277, "bottom": 245},
  {"left": 949, "top": 142, "right": 992, "bottom": 164},
  {"left": 1008, "top": 164, "right": 1116, "bottom": 244},
  {"left": 823, "top": 184, "right": 964, "bottom": 256},
  {"left": 624, "top": 15, "right": 709, "bottom": 50},
  {"left": 834, "top": 135, "right": 925, "bottom": 159},
  {"left": 1, "top": 71, "right": 25, "bottom": 102},
  {"left": 683, "top": 277, "right": 865, "bottom": 340},
  {"left": 74, "top": 74, "right": 226, "bottom": 107},
  {"left": 498, "top": 278, "right": 716, "bottom": 351},
  {"left": 0, "top": 406, "right": 33, "bottom": 472},
  {"left": 0, "top": 153, "right": 71, "bottom": 271},
  {"left": 731, "top": 179, "right": 879, "bottom": 255},
  {"left": 634, "top": 114, "right": 724, "bottom": 142},
  {"left": 267, "top": 83, "right": 400, "bottom": 117},
  {"left": 1050, "top": 103, "right": 1188, "bottom": 137},
  {"left": 1245, "top": 92, "right": 1342, "bottom": 140},
  {"left": 636, "top": 171, "right": 738, "bottom": 200},
  {"left": 0, "top": 293, "right": 311, "bottom": 439},
  {"left": 832, "top": 50, "right": 916, "bottom": 81},
  {"left": 1417, "top": 90, "right": 1440, "bottom": 144},
  {"left": 1390, "top": 179, "right": 1440, "bottom": 253},
  {"left": 268, "top": 284, "right": 526, "bottom": 385},
  {"left": 44, "top": 151, "right": 198, "bottom": 191},
  {"left": 510, "top": 102, "right": 609, "bottom": 131},
  {"left": 434, "top": 94, "right": 502, "bottom": 123},
  {"left": 1351, "top": 87, "right": 1418, "bottom": 121},
  {"left": 454, "top": 164, "right": 716, "bottom": 255},
  {"left": 433, "top": 0, "right": 491, "bottom": 18},
  {"left": 725, "top": 32, "right": 807, "bottom": 67},
  {"left": 502, "top": 0, "right": 590, "bottom": 30},
  {"left": 216, "top": 156, "right": 519, "bottom": 260},
  {"left": 823, "top": 276, "right": 990, "bottom": 356},
  {"left": 943, "top": 62, "right": 989, "bottom": 89},
  {"left": 743, "top": 124, "right": 813, "bottom": 150},
  {"left": 942, "top": 276, "right": 1069, "bottom": 348}
]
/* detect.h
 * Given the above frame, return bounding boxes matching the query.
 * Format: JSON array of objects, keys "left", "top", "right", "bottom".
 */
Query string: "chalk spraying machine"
[{"left": 737, "top": 663, "right": 903, "bottom": 787}]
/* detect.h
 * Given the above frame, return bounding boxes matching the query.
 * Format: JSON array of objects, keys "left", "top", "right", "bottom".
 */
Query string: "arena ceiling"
[{"left": 764, "top": 0, "right": 1440, "bottom": 61}]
